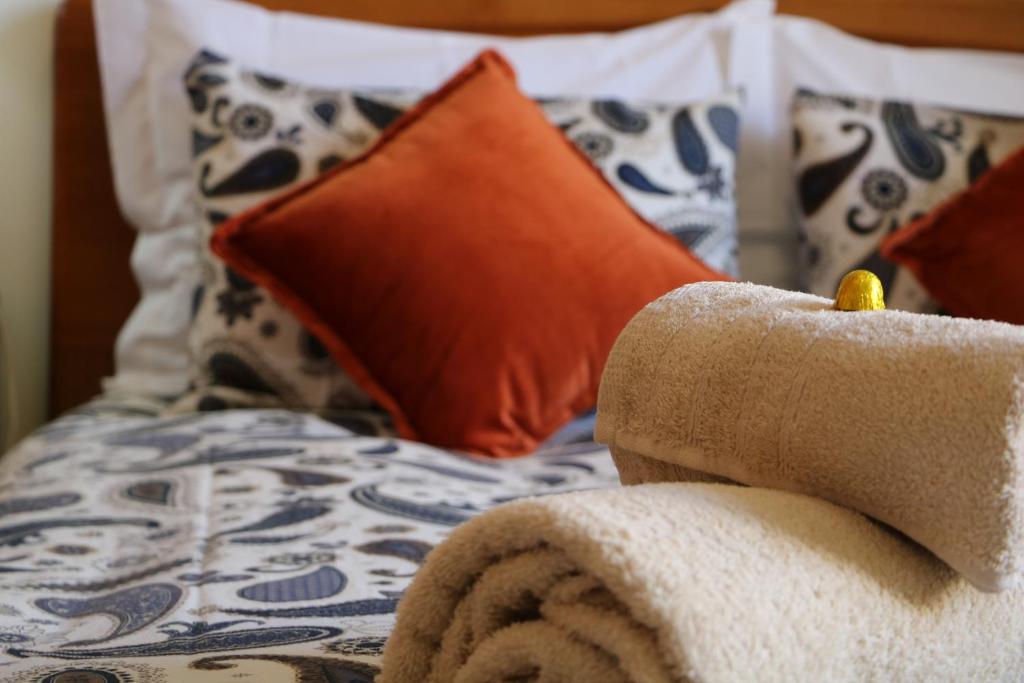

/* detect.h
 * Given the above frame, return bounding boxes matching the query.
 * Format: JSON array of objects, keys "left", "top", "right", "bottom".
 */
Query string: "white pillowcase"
[{"left": 93, "top": 0, "right": 773, "bottom": 398}]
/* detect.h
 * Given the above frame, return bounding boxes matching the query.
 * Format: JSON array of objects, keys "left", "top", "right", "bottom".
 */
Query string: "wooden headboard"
[{"left": 50, "top": 0, "right": 1024, "bottom": 417}]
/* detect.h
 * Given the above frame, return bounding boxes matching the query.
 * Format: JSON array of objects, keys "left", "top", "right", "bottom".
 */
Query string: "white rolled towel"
[
  {"left": 595, "top": 281, "right": 1024, "bottom": 592},
  {"left": 380, "top": 483, "right": 1024, "bottom": 682}
]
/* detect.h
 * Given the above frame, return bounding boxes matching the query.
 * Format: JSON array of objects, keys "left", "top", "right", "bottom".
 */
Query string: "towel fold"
[
  {"left": 380, "top": 483, "right": 1024, "bottom": 682},
  {"left": 595, "top": 281, "right": 1024, "bottom": 592}
]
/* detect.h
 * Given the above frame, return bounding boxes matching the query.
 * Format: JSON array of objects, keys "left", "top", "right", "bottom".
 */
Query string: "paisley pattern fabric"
[
  {"left": 180, "top": 50, "right": 740, "bottom": 414},
  {"left": 0, "top": 402, "right": 617, "bottom": 680},
  {"left": 792, "top": 89, "right": 1024, "bottom": 311}
]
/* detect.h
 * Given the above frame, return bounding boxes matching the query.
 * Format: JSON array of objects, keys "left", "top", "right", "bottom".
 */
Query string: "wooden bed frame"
[{"left": 49, "top": 0, "right": 1024, "bottom": 417}]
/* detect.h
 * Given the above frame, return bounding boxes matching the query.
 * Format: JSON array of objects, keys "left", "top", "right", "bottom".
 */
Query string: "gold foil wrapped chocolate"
[{"left": 834, "top": 270, "right": 885, "bottom": 311}]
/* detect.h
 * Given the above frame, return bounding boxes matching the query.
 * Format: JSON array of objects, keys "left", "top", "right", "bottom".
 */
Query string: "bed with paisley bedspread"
[{"left": 0, "top": 400, "right": 616, "bottom": 681}]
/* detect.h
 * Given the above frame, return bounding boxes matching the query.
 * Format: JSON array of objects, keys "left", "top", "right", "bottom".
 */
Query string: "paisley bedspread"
[{"left": 0, "top": 400, "right": 618, "bottom": 681}]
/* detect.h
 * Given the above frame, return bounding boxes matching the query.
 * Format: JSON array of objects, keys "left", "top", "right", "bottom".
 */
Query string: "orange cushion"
[
  {"left": 881, "top": 146, "right": 1024, "bottom": 325},
  {"left": 212, "top": 50, "right": 727, "bottom": 456}
]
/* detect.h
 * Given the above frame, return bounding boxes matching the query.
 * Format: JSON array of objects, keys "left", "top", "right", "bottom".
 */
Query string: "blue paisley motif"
[
  {"left": 0, "top": 493, "right": 80, "bottom": 518},
  {"left": 191, "top": 654, "right": 378, "bottom": 682},
  {"left": 216, "top": 504, "right": 331, "bottom": 537},
  {"left": 349, "top": 484, "right": 474, "bottom": 526},
  {"left": 881, "top": 101, "right": 946, "bottom": 180},
  {"left": 311, "top": 99, "right": 341, "bottom": 127},
  {"left": 8, "top": 624, "right": 342, "bottom": 659},
  {"left": 353, "top": 96, "right": 406, "bottom": 130},
  {"left": 24, "top": 451, "right": 72, "bottom": 472},
  {"left": 355, "top": 455, "right": 500, "bottom": 484},
  {"left": 591, "top": 100, "right": 649, "bottom": 133},
  {"left": 357, "top": 441, "right": 399, "bottom": 455},
  {"left": 262, "top": 467, "right": 350, "bottom": 487},
  {"left": 192, "top": 128, "right": 224, "bottom": 158},
  {"left": 37, "top": 669, "right": 126, "bottom": 683},
  {"left": 199, "top": 148, "right": 300, "bottom": 197},
  {"left": 707, "top": 105, "right": 739, "bottom": 153},
  {"left": 104, "top": 432, "right": 200, "bottom": 457},
  {"left": 179, "top": 571, "right": 253, "bottom": 585},
  {"left": 35, "top": 583, "right": 182, "bottom": 646},
  {"left": 207, "top": 351, "right": 274, "bottom": 392},
  {"left": 0, "top": 518, "right": 159, "bottom": 547},
  {"left": 672, "top": 109, "right": 709, "bottom": 175},
  {"left": 26, "top": 558, "right": 192, "bottom": 592},
  {"left": 547, "top": 460, "right": 597, "bottom": 472},
  {"left": 122, "top": 481, "right": 173, "bottom": 505},
  {"left": 967, "top": 139, "right": 991, "bottom": 183},
  {"left": 238, "top": 565, "right": 346, "bottom": 603},
  {"left": 230, "top": 534, "right": 309, "bottom": 545},
  {"left": 616, "top": 164, "right": 674, "bottom": 196},
  {"left": 798, "top": 122, "right": 874, "bottom": 216},
  {"left": 224, "top": 597, "right": 400, "bottom": 619},
  {"left": 355, "top": 539, "right": 432, "bottom": 565},
  {"left": 98, "top": 447, "right": 304, "bottom": 474}
]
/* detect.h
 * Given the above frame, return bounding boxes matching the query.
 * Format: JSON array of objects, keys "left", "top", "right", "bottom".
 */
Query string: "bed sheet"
[{"left": 0, "top": 400, "right": 618, "bottom": 681}]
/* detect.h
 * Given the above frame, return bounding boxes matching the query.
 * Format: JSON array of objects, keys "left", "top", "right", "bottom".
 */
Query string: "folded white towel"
[
  {"left": 595, "top": 281, "right": 1024, "bottom": 592},
  {"left": 380, "top": 483, "right": 1024, "bottom": 682}
]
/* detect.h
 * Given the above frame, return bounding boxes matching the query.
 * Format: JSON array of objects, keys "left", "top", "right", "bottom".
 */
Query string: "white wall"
[{"left": 0, "top": 0, "right": 63, "bottom": 446}]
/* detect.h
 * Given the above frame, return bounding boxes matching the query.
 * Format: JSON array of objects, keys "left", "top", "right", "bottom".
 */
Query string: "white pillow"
[
  {"left": 736, "top": 14, "right": 1024, "bottom": 272},
  {"left": 93, "top": 0, "right": 773, "bottom": 398}
]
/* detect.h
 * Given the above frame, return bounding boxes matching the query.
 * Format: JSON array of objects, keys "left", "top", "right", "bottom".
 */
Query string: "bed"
[
  {"left": 0, "top": 399, "right": 616, "bottom": 679},
  {"left": 11, "top": 0, "right": 1024, "bottom": 680}
]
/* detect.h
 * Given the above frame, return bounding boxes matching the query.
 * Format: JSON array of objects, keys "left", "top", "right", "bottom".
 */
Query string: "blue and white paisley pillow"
[
  {"left": 792, "top": 89, "right": 1024, "bottom": 312},
  {"left": 178, "top": 50, "right": 741, "bottom": 415}
]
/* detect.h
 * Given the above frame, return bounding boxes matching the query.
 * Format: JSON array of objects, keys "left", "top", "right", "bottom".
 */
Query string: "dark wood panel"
[
  {"left": 50, "top": 0, "right": 138, "bottom": 416},
  {"left": 244, "top": 0, "right": 1024, "bottom": 50},
  {"left": 246, "top": 0, "right": 728, "bottom": 33},
  {"left": 778, "top": 0, "right": 1024, "bottom": 52}
]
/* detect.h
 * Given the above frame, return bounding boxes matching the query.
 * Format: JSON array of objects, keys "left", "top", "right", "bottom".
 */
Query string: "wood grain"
[
  {"left": 778, "top": 0, "right": 1024, "bottom": 53},
  {"left": 50, "top": 0, "right": 138, "bottom": 417},
  {"left": 202, "top": 0, "right": 1024, "bottom": 50},
  {"left": 49, "top": 0, "right": 1024, "bottom": 416}
]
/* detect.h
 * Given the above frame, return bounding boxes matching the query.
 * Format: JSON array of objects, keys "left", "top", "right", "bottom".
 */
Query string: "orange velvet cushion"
[
  {"left": 881, "top": 146, "right": 1024, "bottom": 325},
  {"left": 212, "top": 50, "right": 727, "bottom": 456}
]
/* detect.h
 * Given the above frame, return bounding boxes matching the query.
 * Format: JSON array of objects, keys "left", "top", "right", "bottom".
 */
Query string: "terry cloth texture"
[
  {"left": 595, "top": 281, "right": 1024, "bottom": 593},
  {"left": 379, "top": 483, "right": 1024, "bottom": 682}
]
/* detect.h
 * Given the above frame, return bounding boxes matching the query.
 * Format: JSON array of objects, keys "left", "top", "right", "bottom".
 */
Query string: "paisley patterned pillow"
[
  {"left": 792, "top": 89, "right": 1024, "bottom": 312},
  {"left": 179, "top": 50, "right": 741, "bottom": 414}
]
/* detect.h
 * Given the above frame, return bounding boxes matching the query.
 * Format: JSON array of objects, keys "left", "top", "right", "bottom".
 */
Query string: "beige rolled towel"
[
  {"left": 595, "top": 281, "right": 1024, "bottom": 592},
  {"left": 379, "top": 483, "right": 1024, "bottom": 682}
]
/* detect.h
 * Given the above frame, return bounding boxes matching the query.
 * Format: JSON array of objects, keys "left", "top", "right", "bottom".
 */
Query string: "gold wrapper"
[{"left": 834, "top": 270, "right": 885, "bottom": 311}]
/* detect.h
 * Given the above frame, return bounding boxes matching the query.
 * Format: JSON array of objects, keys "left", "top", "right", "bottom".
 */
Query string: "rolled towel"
[
  {"left": 595, "top": 281, "right": 1024, "bottom": 592},
  {"left": 380, "top": 483, "right": 1024, "bottom": 682}
]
